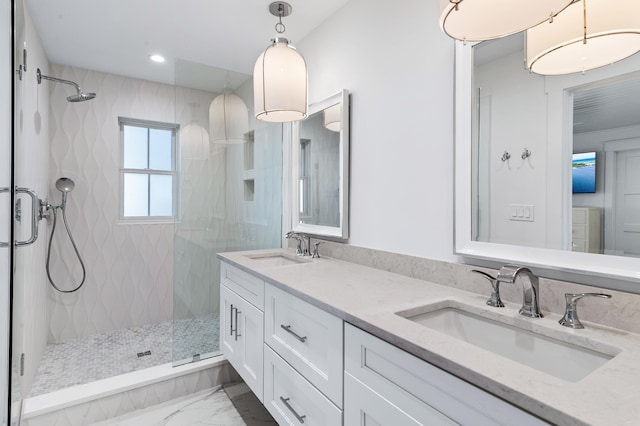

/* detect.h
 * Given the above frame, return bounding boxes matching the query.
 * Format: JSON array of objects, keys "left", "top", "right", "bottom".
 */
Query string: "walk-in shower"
[
  {"left": 45, "top": 177, "right": 86, "bottom": 293},
  {"left": 36, "top": 68, "right": 96, "bottom": 102}
]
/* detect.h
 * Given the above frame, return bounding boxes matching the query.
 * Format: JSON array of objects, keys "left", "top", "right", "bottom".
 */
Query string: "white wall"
[
  {"left": 297, "top": 0, "right": 456, "bottom": 261},
  {"left": 47, "top": 65, "right": 185, "bottom": 342},
  {"left": 474, "top": 49, "right": 549, "bottom": 248}
]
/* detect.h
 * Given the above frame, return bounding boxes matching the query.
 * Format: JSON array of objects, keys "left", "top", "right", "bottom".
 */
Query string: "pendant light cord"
[
  {"left": 275, "top": 3, "right": 286, "bottom": 33},
  {"left": 583, "top": 0, "right": 587, "bottom": 44}
]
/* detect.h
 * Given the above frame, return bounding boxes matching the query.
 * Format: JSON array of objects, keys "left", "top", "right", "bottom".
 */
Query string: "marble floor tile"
[{"left": 90, "top": 383, "right": 277, "bottom": 426}]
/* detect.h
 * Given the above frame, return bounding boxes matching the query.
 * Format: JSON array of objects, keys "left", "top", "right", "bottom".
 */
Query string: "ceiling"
[
  {"left": 24, "top": 0, "right": 350, "bottom": 92},
  {"left": 573, "top": 74, "right": 640, "bottom": 134}
]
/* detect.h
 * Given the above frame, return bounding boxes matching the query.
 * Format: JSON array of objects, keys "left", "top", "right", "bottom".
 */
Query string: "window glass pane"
[
  {"left": 149, "top": 128, "right": 172, "bottom": 171},
  {"left": 123, "top": 173, "right": 149, "bottom": 216},
  {"left": 123, "top": 125, "right": 148, "bottom": 169},
  {"left": 149, "top": 174, "right": 173, "bottom": 216}
]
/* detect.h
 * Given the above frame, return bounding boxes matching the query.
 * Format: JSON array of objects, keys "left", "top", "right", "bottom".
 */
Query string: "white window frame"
[{"left": 118, "top": 117, "right": 179, "bottom": 224}]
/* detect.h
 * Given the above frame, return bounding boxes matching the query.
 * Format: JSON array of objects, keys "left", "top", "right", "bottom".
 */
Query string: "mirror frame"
[
  {"left": 454, "top": 41, "right": 640, "bottom": 294},
  {"left": 289, "top": 89, "right": 350, "bottom": 240}
]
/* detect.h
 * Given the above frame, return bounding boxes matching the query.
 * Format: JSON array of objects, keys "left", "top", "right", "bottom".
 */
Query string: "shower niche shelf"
[
  {"left": 244, "top": 179, "right": 255, "bottom": 202},
  {"left": 244, "top": 130, "right": 255, "bottom": 171}
]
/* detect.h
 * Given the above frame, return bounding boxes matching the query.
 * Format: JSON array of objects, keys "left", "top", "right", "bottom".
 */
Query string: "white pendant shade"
[
  {"left": 254, "top": 38, "right": 307, "bottom": 123},
  {"left": 527, "top": 0, "right": 640, "bottom": 75},
  {"left": 439, "top": 0, "right": 573, "bottom": 41},
  {"left": 323, "top": 103, "right": 341, "bottom": 132},
  {"left": 181, "top": 121, "right": 209, "bottom": 160},
  {"left": 209, "top": 92, "right": 249, "bottom": 144}
]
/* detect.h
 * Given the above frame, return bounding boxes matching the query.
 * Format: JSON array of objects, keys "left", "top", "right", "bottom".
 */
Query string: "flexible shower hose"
[{"left": 46, "top": 205, "right": 86, "bottom": 293}]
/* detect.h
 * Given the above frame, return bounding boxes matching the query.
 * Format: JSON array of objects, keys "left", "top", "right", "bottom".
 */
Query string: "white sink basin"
[
  {"left": 244, "top": 252, "right": 310, "bottom": 267},
  {"left": 397, "top": 301, "right": 618, "bottom": 382}
]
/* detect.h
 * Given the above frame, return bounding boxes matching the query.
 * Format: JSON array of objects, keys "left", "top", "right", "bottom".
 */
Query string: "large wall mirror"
[
  {"left": 291, "top": 89, "right": 349, "bottom": 239},
  {"left": 455, "top": 37, "right": 640, "bottom": 293}
]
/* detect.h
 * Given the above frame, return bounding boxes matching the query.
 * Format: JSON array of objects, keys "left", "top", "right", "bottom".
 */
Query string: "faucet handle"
[
  {"left": 472, "top": 270, "right": 505, "bottom": 308},
  {"left": 312, "top": 241, "right": 325, "bottom": 258},
  {"left": 559, "top": 293, "right": 612, "bottom": 329}
]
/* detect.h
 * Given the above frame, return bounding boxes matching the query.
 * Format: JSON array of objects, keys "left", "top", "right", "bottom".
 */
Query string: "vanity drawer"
[
  {"left": 572, "top": 224, "right": 587, "bottom": 239},
  {"left": 345, "top": 324, "right": 546, "bottom": 426},
  {"left": 264, "top": 284, "right": 343, "bottom": 407},
  {"left": 572, "top": 208, "right": 587, "bottom": 224},
  {"left": 344, "top": 371, "right": 455, "bottom": 425},
  {"left": 220, "top": 261, "right": 264, "bottom": 310},
  {"left": 264, "top": 345, "right": 342, "bottom": 426}
]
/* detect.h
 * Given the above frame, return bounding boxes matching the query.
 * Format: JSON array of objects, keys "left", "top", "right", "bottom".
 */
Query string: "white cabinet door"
[
  {"left": 345, "top": 324, "right": 547, "bottom": 426},
  {"left": 220, "top": 284, "right": 264, "bottom": 402},
  {"left": 344, "top": 372, "right": 455, "bottom": 426},
  {"left": 264, "top": 283, "right": 343, "bottom": 407},
  {"left": 264, "top": 345, "right": 342, "bottom": 426}
]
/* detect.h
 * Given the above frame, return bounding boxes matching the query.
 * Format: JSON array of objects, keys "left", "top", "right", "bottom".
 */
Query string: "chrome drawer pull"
[
  {"left": 280, "top": 325, "right": 307, "bottom": 343},
  {"left": 280, "top": 397, "right": 306, "bottom": 424},
  {"left": 234, "top": 308, "right": 241, "bottom": 341},
  {"left": 229, "top": 304, "right": 235, "bottom": 336}
]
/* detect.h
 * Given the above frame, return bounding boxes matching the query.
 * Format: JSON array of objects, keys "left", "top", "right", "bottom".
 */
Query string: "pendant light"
[
  {"left": 439, "top": 0, "right": 574, "bottom": 41},
  {"left": 323, "top": 103, "right": 341, "bottom": 132},
  {"left": 209, "top": 92, "right": 249, "bottom": 144},
  {"left": 527, "top": 0, "right": 640, "bottom": 75},
  {"left": 254, "top": 2, "right": 307, "bottom": 123},
  {"left": 182, "top": 103, "right": 209, "bottom": 160}
]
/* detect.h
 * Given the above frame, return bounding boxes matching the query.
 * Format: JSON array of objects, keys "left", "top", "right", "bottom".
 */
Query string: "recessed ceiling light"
[{"left": 149, "top": 54, "right": 165, "bottom": 63}]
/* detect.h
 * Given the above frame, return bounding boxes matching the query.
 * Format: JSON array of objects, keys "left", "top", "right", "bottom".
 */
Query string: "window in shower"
[{"left": 118, "top": 117, "right": 179, "bottom": 221}]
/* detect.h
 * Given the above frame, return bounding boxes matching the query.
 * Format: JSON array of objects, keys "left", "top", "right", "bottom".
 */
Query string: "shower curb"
[{"left": 21, "top": 355, "right": 239, "bottom": 426}]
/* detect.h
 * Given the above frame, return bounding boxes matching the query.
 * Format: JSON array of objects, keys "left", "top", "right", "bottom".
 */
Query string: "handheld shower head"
[
  {"left": 56, "top": 177, "right": 75, "bottom": 193},
  {"left": 56, "top": 177, "right": 75, "bottom": 208}
]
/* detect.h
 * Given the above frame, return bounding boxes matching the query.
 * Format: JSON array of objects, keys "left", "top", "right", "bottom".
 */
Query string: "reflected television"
[{"left": 572, "top": 152, "right": 596, "bottom": 194}]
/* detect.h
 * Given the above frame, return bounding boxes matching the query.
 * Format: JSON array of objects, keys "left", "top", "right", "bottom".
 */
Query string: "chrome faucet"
[
  {"left": 284, "top": 231, "right": 310, "bottom": 256},
  {"left": 497, "top": 265, "right": 543, "bottom": 318}
]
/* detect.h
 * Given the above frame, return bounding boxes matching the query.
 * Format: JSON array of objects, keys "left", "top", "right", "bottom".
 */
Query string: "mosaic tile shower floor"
[{"left": 29, "top": 313, "right": 220, "bottom": 397}]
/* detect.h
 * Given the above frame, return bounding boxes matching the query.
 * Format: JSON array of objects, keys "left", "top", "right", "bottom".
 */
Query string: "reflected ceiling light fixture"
[
  {"left": 526, "top": 0, "right": 640, "bottom": 75},
  {"left": 149, "top": 54, "right": 165, "bottom": 63},
  {"left": 182, "top": 103, "right": 209, "bottom": 161},
  {"left": 209, "top": 75, "right": 249, "bottom": 144},
  {"left": 253, "top": 2, "right": 307, "bottom": 123},
  {"left": 439, "top": 0, "right": 574, "bottom": 41},
  {"left": 323, "top": 103, "right": 341, "bottom": 132}
]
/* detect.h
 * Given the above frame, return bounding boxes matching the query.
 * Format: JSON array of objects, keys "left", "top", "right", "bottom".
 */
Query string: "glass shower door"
[
  {"left": 2, "top": 1, "right": 14, "bottom": 423},
  {"left": 172, "top": 59, "right": 283, "bottom": 365}
]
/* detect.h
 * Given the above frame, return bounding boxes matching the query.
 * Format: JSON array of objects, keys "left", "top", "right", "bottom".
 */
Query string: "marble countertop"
[{"left": 218, "top": 248, "right": 640, "bottom": 426}]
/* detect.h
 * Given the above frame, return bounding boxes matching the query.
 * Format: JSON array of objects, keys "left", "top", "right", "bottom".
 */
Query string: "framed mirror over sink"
[
  {"left": 454, "top": 38, "right": 640, "bottom": 293},
  {"left": 290, "top": 89, "right": 349, "bottom": 240}
]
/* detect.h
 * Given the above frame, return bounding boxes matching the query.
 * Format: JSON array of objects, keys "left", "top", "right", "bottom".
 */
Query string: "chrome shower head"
[
  {"left": 67, "top": 91, "right": 96, "bottom": 102},
  {"left": 56, "top": 177, "right": 75, "bottom": 193},
  {"left": 37, "top": 68, "right": 97, "bottom": 103}
]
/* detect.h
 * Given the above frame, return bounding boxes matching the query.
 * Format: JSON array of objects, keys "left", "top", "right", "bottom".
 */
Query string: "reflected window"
[{"left": 119, "top": 117, "right": 178, "bottom": 221}]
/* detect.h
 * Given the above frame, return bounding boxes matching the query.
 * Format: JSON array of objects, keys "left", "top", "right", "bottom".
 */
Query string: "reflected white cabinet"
[
  {"left": 344, "top": 324, "right": 547, "bottom": 426},
  {"left": 572, "top": 207, "right": 601, "bottom": 253},
  {"left": 220, "top": 265, "right": 264, "bottom": 402}
]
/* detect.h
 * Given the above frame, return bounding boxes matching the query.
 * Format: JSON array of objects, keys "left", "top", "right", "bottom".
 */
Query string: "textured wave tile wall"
[
  {"left": 47, "top": 65, "right": 216, "bottom": 342},
  {"left": 14, "top": 3, "right": 52, "bottom": 396}
]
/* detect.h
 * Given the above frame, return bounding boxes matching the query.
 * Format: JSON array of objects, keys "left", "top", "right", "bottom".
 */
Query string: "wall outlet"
[{"left": 509, "top": 204, "right": 534, "bottom": 222}]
